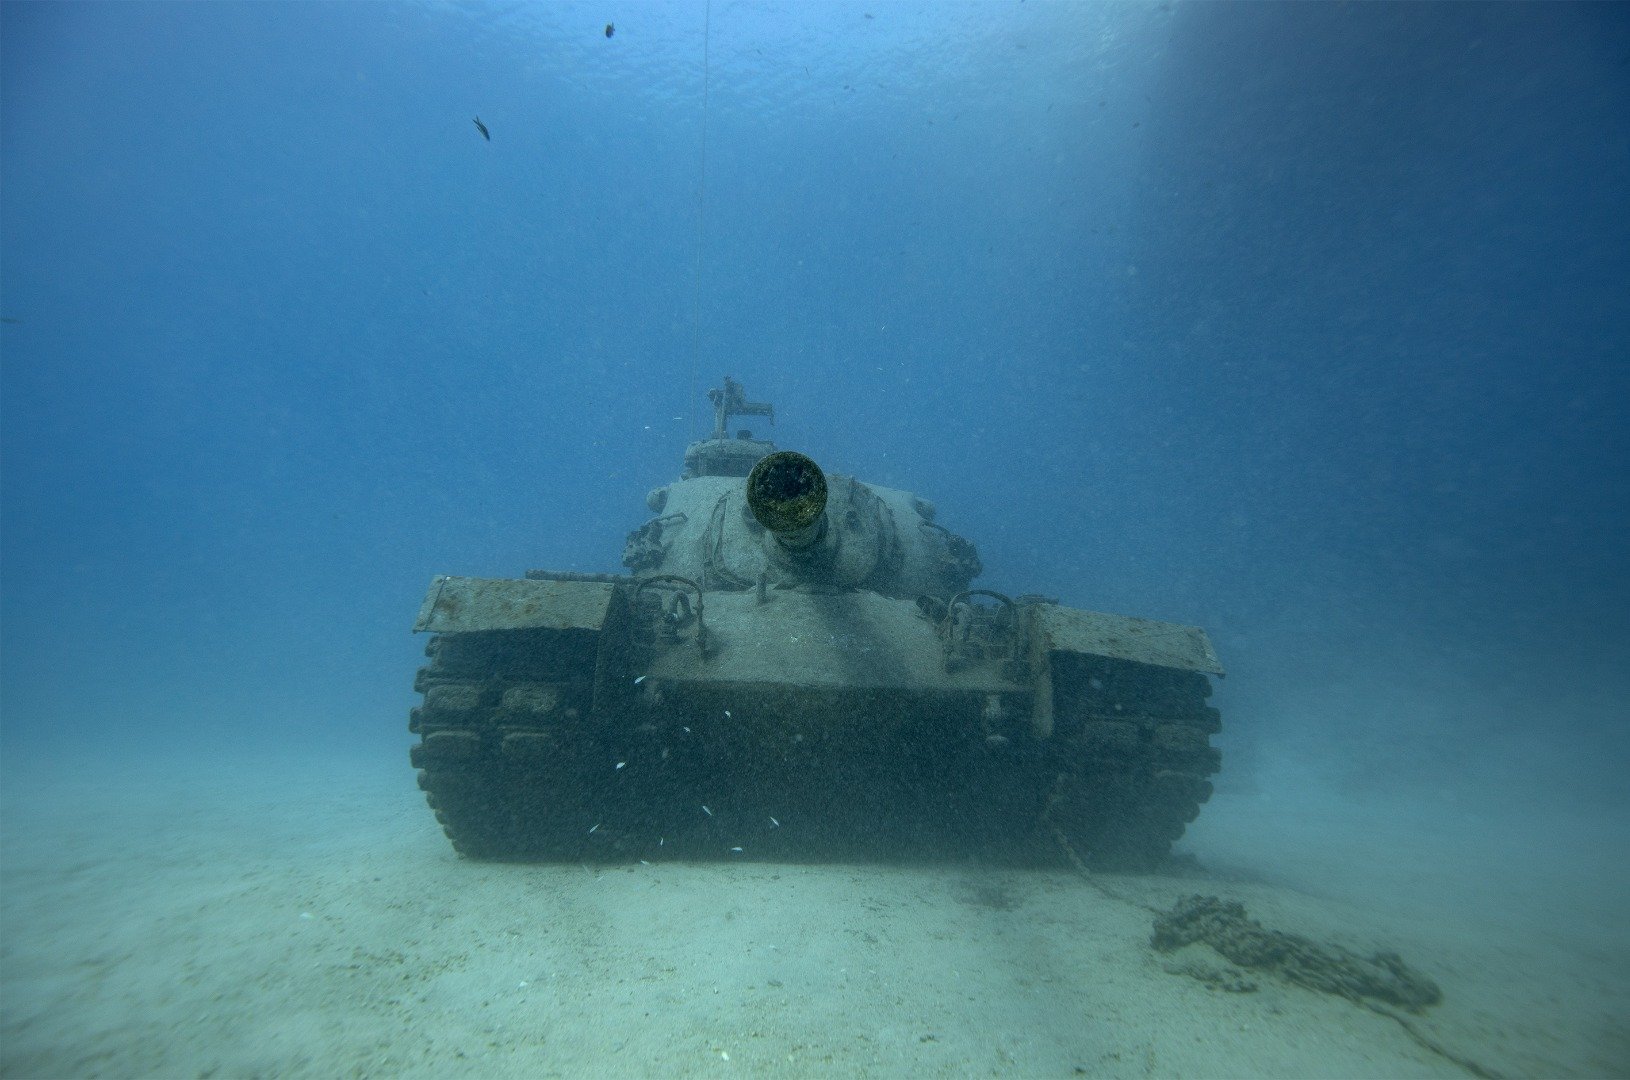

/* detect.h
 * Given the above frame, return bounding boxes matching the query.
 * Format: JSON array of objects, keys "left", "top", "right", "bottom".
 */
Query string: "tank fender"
[
  {"left": 1023, "top": 602, "right": 1225, "bottom": 738},
  {"left": 413, "top": 575, "right": 618, "bottom": 633},
  {"left": 1031, "top": 604, "right": 1224, "bottom": 676}
]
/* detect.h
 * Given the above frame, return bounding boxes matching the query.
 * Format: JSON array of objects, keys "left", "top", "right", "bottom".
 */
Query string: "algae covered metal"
[{"left": 409, "top": 378, "right": 1224, "bottom": 867}]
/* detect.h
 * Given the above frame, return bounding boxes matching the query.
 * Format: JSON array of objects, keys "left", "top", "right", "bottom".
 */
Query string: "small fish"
[
  {"left": 702, "top": 805, "right": 713, "bottom": 817},
  {"left": 588, "top": 823, "right": 600, "bottom": 833},
  {"left": 605, "top": 23, "right": 614, "bottom": 38},
  {"left": 616, "top": 761, "right": 626, "bottom": 769},
  {"left": 472, "top": 116, "right": 490, "bottom": 141},
  {"left": 724, "top": 709, "right": 732, "bottom": 719},
  {"left": 730, "top": 847, "right": 743, "bottom": 853},
  {"left": 769, "top": 816, "right": 780, "bottom": 828},
  {"left": 633, "top": 675, "right": 646, "bottom": 684}
]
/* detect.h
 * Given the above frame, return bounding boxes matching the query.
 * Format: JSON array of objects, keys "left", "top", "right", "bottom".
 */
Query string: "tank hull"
[{"left": 411, "top": 575, "right": 1222, "bottom": 867}]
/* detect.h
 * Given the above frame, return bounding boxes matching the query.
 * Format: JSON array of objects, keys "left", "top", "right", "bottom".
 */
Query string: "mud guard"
[
  {"left": 1026, "top": 602, "right": 1225, "bottom": 738},
  {"left": 413, "top": 575, "right": 617, "bottom": 634}
]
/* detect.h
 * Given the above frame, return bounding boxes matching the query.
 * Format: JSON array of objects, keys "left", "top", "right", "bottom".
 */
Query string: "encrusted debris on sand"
[{"left": 1151, "top": 894, "right": 1442, "bottom": 1012}]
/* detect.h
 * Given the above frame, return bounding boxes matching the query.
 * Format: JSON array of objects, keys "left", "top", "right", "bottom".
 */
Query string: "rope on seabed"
[
  {"left": 1046, "top": 788, "right": 1504, "bottom": 1080},
  {"left": 1041, "top": 770, "right": 1158, "bottom": 912},
  {"left": 687, "top": 0, "right": 712, "bottom": 442},
  {"left": 1362, "top": 1002, "right": 1506, "bottom": 1080}
]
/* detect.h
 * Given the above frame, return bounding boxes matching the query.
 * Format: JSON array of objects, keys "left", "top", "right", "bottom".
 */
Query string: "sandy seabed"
[{"left": 2, "top": 747, "right": 1625, "bottom": 1079}]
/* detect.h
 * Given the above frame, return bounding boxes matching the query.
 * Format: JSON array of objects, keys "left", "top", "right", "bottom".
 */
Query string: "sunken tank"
[{"left": 410, "top": 377, "right": 1224, "bottom": 868}]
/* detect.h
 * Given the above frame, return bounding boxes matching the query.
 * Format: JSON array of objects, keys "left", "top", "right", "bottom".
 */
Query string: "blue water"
[
  {"left": 5, "top": 0, "right": 1626, "bottom": 799},
  {"left": 2, "top": 1, "right": 1628, "bottom": 1072}
]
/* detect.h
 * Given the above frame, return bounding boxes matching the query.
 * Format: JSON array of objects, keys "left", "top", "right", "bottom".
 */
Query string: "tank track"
[
  {"left": 1042, "top": 653, "right": 1222, "bottom": 870},
  {"left": 410, "top": 628, "right": 613, "bottom": 860},
  {"left": 411, "top": 631, "right": 1220, "bottom": 868}
]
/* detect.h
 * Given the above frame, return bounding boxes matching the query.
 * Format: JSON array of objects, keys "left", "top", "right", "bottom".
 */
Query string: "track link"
[
  {"left": 410, "top": 629, "right": 612, "bottom": 859},
  {"left": 1043, "top": 654, "right": 1222, "bottom": 869}
]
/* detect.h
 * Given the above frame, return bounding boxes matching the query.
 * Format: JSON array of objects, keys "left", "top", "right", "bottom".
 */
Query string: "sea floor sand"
[{"left": 2, "top": 748, "right": 1625, "bottom": 1078}]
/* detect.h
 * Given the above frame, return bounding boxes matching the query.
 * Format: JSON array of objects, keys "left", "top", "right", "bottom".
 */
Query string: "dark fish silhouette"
[
  {"left": 605, "top": 23, "right": 614, "bottom": 38},
  {"left": 472, "top": 116, "right": 490, "bottom": 141}
]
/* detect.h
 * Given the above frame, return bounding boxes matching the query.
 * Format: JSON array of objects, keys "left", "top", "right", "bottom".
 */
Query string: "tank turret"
[{"left": 625, "top": 390, "right": 981, "bottom": 598}]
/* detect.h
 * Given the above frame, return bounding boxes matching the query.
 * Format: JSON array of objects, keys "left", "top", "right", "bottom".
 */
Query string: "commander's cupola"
[{"left": 681, "top": 376, "right": 778, "bottom": 478}]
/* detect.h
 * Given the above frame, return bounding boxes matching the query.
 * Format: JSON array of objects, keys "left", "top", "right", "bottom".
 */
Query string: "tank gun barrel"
[{"left": 746, "top": 450, "right": 828, "bottom": 550}]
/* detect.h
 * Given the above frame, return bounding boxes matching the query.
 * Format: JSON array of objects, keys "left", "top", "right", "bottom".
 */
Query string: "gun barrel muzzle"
[{"left": 746, "top": 450, "right": 828, "bottom": 546}]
